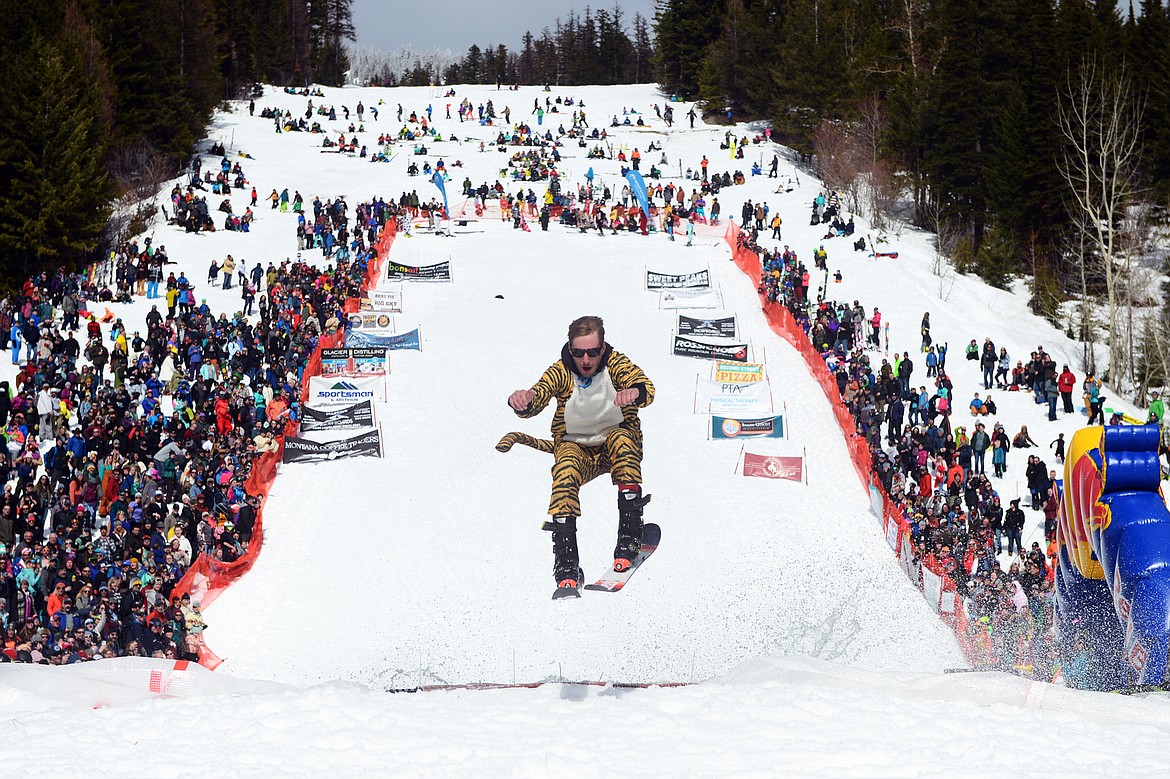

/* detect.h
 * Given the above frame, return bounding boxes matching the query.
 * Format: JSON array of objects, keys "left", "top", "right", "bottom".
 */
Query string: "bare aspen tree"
[{"left": 1057, "top": 59, "right": 1144, "bottom": 392}]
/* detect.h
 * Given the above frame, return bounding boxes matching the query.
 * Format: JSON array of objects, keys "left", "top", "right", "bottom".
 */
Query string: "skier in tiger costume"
[{"left": 501, "top": 315, "right": 655, "bottom": 589}]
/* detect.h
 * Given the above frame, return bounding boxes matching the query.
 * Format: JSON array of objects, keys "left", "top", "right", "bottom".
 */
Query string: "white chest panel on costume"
[{"left": 563, "top": 368, "right": 624, "bottom": 446}]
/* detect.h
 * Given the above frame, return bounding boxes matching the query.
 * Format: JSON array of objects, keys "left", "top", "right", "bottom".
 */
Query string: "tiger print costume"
[{"left": 498, "top": 342, "right": 654, "bottom": 518}]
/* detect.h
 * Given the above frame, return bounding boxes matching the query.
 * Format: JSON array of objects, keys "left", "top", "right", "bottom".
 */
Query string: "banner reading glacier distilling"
[
  {"left": 308, "top": 374, "right": 385, "bottom": 406},
  {"left": 742, "top": 452, "right": 804, "bottom": 481},
  {"left": 320, "top": 347, "right": 388, "bottom": 376},
  {"left": 678, "top": 314, "right": 736, "bottom": 338},
  {"left": 646, "top": 269, "right": 710, "bottom": 290},
  {"left": 711, "top": 415, "right": 784, "bottom": 439},
  {"left": 673, "top": 335, "right": 749, "bottom": 362},
  {"left": 283, "top": 428, "right": 384, "bottom": 464},
  {"left": 299, "top": 400, "right": 376, "bottom": 432}
]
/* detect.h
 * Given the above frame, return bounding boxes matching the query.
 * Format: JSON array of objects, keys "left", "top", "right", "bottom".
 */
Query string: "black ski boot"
[
  {"left": 550, "top": 515, "right": 582, "bottom": 586},
  {"left": 614, "top": 484, "right": 651, "bottom": 571}
]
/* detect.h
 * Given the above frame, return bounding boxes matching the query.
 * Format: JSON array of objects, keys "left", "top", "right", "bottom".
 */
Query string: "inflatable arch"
[{"left": 1055, "top": 425, "right": 1170, "bottom": 689}]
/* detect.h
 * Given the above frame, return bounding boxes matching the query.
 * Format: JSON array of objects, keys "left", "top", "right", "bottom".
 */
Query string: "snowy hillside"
[{"left": 3, "top": 81, "right": 1164, "bottom": 775}]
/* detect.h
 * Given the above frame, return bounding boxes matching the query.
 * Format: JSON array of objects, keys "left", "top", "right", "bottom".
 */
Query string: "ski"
[
  {"left": 552, "top": 583, "right": 581, "bottom": 600},
  {"left": 584, "top": 523, "right": 661, "bottom": 593}
]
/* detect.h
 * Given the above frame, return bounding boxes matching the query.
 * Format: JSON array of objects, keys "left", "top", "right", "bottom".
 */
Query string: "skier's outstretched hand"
[
  {"left": 614, "top": 388, "right": 639, "bottom": 406},
  {"left": 508, "top": 389, "right": 534, "bottom": 411}
]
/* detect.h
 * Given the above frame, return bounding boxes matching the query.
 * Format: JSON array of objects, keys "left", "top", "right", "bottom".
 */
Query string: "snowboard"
[{"left": 583, "top": 523, "right": 662, "bottom": 593}]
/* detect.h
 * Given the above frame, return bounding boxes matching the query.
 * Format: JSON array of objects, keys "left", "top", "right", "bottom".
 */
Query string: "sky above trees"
[{"left": 351, "top": 0, "right": 657, "bottom": 53}]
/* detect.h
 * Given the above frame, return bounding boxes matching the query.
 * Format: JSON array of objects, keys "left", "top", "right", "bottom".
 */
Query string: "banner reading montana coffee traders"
[
  {"left": 283, "top": 428, "right": 384, "bottom": 463},
  {"left": 320, "top": 347, "right": 388, "bottom": 376},
  {"left": 673, "top": 335, "right": 749, "bottom": 362},
  {"left": 299, "top": 400, "right": 376, "bottom": 432},
  {"left": 646, "top": 269, "right": 710, "bottom": 289},
  {"left": 678, "top": 314, "right": 737, "bottom": 338},
  {"left": 711, "top": 415, "right": 785, "bottom": 439},
  {"left": 385, "top": 260, "right": 452, "bottom": 281}
]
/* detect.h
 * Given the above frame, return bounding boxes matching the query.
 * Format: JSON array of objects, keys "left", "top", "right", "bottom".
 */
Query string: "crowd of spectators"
[
  {"left": 738, "top": 225, "right": 1129, "bottom": 683},
  {"left": 0, "top": 194, "right": 401, "bottom": 665}
]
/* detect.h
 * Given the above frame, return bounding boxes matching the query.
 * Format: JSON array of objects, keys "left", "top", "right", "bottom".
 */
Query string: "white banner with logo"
[
  {"left": 362, "top": 286, "right": 403, "bottom": 312},
  {"left": 659, "top": 287, "right": 721, "bottom": 310},
  {"left": 696, "top": 379, "right": 772, "bottom": 415},
  {"left": 308, "top": 374, "right": 386, "bottom": 406}
]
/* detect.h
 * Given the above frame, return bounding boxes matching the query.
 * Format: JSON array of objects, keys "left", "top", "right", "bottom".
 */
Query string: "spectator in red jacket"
[{"left": 1058, "top": 365, "right": 1077, "bottom": 414}]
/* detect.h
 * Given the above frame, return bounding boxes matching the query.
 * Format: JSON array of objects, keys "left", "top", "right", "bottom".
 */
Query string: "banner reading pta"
[{"left": 308, "top": 374, "right": 386, "bottom": 406}]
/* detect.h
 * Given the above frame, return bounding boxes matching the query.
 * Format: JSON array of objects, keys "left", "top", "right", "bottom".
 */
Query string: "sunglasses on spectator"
[{"left": 569, "top": 346, "right": 603, "bottom": 358}]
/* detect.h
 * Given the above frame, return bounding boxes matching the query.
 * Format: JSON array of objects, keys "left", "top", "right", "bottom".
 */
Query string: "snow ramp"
[{"left": 1057, "top": 425, "right": 1170, "bottom": 688}]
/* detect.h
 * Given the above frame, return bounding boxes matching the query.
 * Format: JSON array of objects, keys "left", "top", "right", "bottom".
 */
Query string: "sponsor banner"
[
  {"left": 742, "top": 452, "right": 804, "bottom": 481},
  {"left": 347, "top": 328, "right": 421, "bottom": 350},
  {"left": 308, "top": 374, "right": 386, "bottom": 406},
  {"left": 711, "top": 415, "right": 784, "bottom": 439},
  {"left": 697, "top": 380, "right": 772, "bottom": 415},
  {"left": 300, "top": 400, "right": 376, "bottom": 432},
  {"left": 646, "top": 269, "right": 710, "bottom": 290},
  {"left": 922, "top": 566, "right": 942, "bottom": 613},
  {"left": 714, "top": 361, "right": 764, "bottom": 383},
  {"left": 283, "top": 427, "right": 383, "bottom": 464},
  {"left": 360, "top": 286, "right": 403, "bottom": 312},
  {"left": 385, "top": 260, "right": 451, "bottom": 281},
  {"left": 320, "top": 347, "right": 388, "bottom": 376},
  {"left": 347, "top": 311, "right": 395, "bottom": 336},
  {"left": 659, "top": 288, "right": 720, "bottom": 309},
  {"left": 678, "top": 314, "right": 736, "bottom": 338},
  {"left": 673, "top": 335, "right": 749, "bottom": 362}
]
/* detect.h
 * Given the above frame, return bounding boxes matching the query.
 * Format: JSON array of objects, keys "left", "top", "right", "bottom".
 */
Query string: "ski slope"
[{"left": 4, "top": 81, "right": 1166, "bottom": 775}]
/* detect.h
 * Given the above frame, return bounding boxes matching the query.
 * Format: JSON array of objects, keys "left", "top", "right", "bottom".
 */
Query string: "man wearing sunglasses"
[{"left": 506, "top": 315, "right": 655, "bottom": 590}]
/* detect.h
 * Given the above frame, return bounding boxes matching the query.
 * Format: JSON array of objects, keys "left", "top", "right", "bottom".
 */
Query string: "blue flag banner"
[
  {"left": 348, "top": 328, "right": 422, "bottom": 351},
  {"left": 585, "top": 166, "right": 594, "bottom": 182},
  {"left": 625, "top": 170, "right": 651, "bottom": 220},
  {"left": 711, "top": 415, "right": 785, "bottom": 440},
  {"left": 431, "top": 171, "right": 449, "bottom": 218}
]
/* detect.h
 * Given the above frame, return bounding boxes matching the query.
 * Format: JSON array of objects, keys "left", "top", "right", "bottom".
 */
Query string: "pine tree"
[
  {"left": 653, "top": 0, "right": 722, "bottom": 98},
  {"left": 0, "top": 35, "right": 112, "bottom": 283}
]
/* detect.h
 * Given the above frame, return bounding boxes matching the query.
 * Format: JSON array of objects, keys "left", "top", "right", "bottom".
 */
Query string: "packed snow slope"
[
  {"left": 4, "top": 79, "right": 1168, "bottom": 775},
  {"left": 197, "top": 84, "right": 964, "bottom": 686}
]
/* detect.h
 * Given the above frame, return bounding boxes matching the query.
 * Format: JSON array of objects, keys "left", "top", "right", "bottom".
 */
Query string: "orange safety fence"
[
  {"left": 173, "top": 218, "right": 399, "bottom": 669},
  {"left": 723, "top": 222, "right": 981, "bottom": 666}
]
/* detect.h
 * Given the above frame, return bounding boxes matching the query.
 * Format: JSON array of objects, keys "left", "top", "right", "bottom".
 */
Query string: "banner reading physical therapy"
[
  {"left": 320, "top": 347, "right": 388, "bottom": 376},
  {"left": 678, "top": 314, "right": 735, "bottom": 338},
  {"left": 385, "top": 260, "right": 451, "bottom": 281},
  {"left": 283, "top": 427, "right": 384, "bottom": 464},
  {"left": 741, "top": 452, "right": 803, "bottom": 482},
  {"left": 360, "top": 286, "right": 403, "bottom": 312},
  {"left": 713, "top": 361, "right": 764, "bottom": 383},
  {"left": 672, "top": 334, "right": 749, "bottom": 362},
  {"left": 711, "top": 415, "right": 784, "bottom": 439},
  {"left": 646, "top": 269, "right": 710, "bottom": 290},
  {"left": 308, "top": 374, "right": 385, "bottom": 406},
  {"left": 697, "top": 379, "right": 772, "bottom": 415},
  {"left": 659, "top": 288, "right": 720, "bottom": 309},
  {"left": 299, "top": 400, "right": 376, "bottom": 432}
]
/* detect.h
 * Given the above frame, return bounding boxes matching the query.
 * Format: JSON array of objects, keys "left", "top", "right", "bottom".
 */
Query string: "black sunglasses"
[{"left": 569, "top": 346, "right": 603, "bottom": 358}]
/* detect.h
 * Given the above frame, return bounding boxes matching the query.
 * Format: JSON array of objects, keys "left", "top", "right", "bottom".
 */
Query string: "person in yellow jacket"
[{"left": 503, "top": 316, "right": 655, "bottom": 588}]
